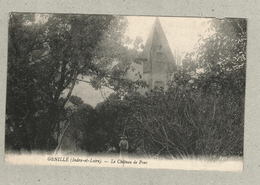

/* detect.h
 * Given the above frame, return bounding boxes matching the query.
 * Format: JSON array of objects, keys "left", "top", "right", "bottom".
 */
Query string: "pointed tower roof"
[{"left": 140, "top": 18, "right": 176, "bottom": 68}]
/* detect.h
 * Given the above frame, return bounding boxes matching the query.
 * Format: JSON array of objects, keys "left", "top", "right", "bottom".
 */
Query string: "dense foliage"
[{"left": 5, "top": 13, "right": 140, "bottom": 151}]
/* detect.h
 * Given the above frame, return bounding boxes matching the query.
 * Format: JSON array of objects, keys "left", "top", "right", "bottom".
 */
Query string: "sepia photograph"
[{"left": 4, "top": 12, "right": 246, "bottom": 171}]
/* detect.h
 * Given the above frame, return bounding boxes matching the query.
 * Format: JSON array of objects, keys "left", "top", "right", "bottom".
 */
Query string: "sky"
[
  {"left": 125, "top": 16, "right": 212, "bottom": 57},
  {"left": 72, "top": 16, "right": 213, "bottom": 107}
]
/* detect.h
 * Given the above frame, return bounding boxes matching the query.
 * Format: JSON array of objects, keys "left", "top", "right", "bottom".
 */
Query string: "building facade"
[{"left": 134, "top": 18, "right": 177, "bottom": 91}]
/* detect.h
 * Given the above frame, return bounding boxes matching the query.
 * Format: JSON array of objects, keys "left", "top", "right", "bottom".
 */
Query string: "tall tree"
[{"left": 6, "top": 13, "right": 133, "bottom": 151}]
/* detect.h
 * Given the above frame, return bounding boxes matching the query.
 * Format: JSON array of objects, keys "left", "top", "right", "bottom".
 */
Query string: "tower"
[{"left": 139, "top": 18, "right": 177, "bottom": 90}]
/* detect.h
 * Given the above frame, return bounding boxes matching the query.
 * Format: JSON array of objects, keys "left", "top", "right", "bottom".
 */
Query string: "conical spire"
[{"left": 141, "top": 17, "right": 175, "bottom": 68}]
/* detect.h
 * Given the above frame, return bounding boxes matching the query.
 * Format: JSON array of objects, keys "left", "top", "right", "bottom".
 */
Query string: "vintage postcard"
[{"left": 4, "top": 12, "right": 246, "bottom": 171}]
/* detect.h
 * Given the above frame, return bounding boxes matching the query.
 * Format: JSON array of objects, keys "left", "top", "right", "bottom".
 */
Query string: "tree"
[
  {"left": 69, "top": 95, "right": 84, "bottom": 106},
  {"left": 171, "top": 18, "right": 247, "bottom": 156},
  {"left": 6, "top": 13, "right": 50, "bottom": 151},
  {"left": 6, "top": 13, "right": 132, "bottom": 151}
]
